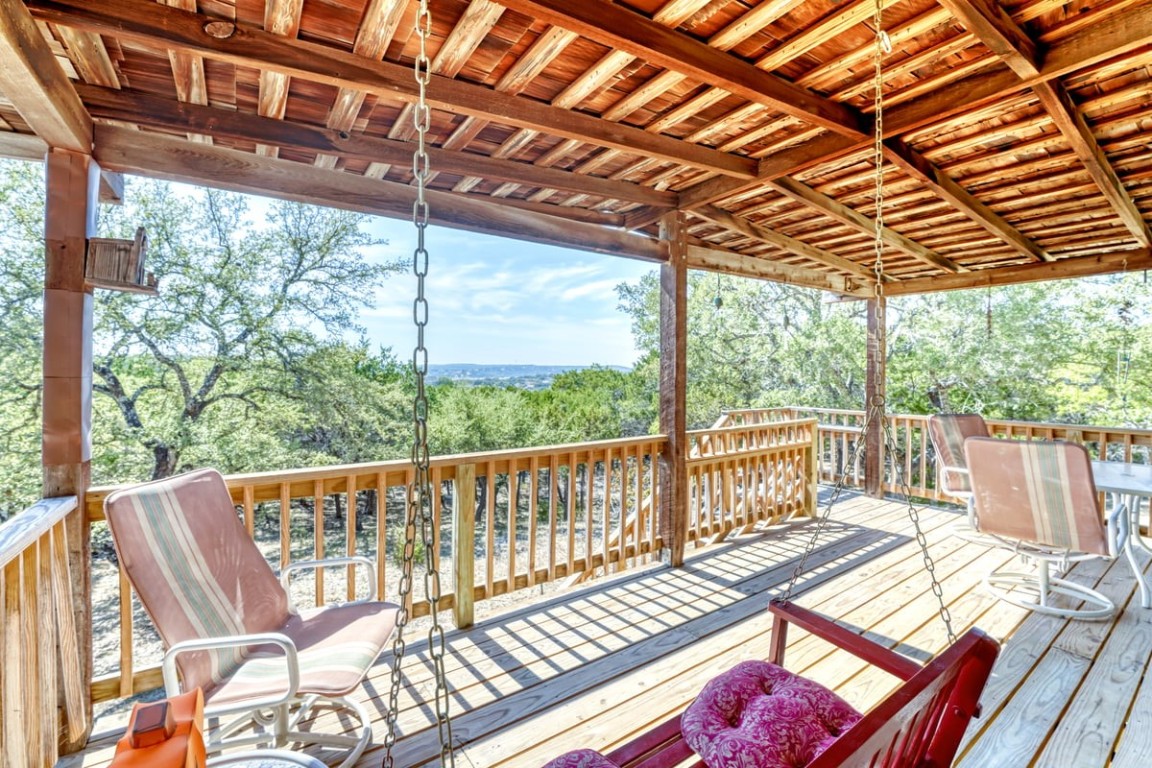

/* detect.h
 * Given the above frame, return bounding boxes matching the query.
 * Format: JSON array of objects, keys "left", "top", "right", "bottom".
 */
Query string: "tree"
[
  {"left": 91, "top": 182, "right": 400, "bottom": 480},
  {"left": 0, "top": 161, "right": 49, "bottom": 518}
]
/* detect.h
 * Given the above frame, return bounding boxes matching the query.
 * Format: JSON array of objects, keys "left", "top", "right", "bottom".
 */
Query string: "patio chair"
[
  {"left": 926, "top": 413, "right": 988, "bottom": 536},
  {"left": 964, "top": 437, "right": 1118, "bottom": 620},
  {"left": 103, "top": 469, "right": 400, "bottom": 767}
]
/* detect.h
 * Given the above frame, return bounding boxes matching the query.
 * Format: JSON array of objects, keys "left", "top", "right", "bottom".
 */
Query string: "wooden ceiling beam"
[
  {"left": 317, "top": 0, "right": 407, "bottom": 169},
  {"left": 936, "top": 0, "right": 1040, "bottom": 79},
  {"left": 159, "top": 0, "right": 211, "bottom": 144},
  {"left": 493, "top": 0, "right": 867, "bottom": 137},
  {"left": 91, "top": 124, "right": 666, "bottom": 262},
  {"left": 882, "top": 139, "right": 1049, "bottom": 262},
  {"left": 694, "top": 205, "right": 879, "bottom": 282},
  {"left": 0, "top": 0, "right": 91, "bottom": 152},
  {"left": 766, "top": 178, "right": 965, "bottom": 274},
  {"left": 256, "top": 0, "right": 303, "bottom": 157},
  {"left": 0, "top": 130, "right": 48, "bottom": 161},
  {"left": 686, "top": 241, "right": 870, "bottom": 297},
  {"left": 940, "top": 0, "right": 1151, "bottom": 248},
  {"left": 76, "top": 85, "right": 678, "bottom": 208},
  {"left": 27, "top": 0, "right": 756, "bottom": 179},
  {"left": 883, "top": 249, "right": 1152, "bottom": 296},
  {"left": 676, "top": 1, "right": 1152, "bottom": 211},
  {"left": 1033, "top": 82, "right": 1152, "bottom": 247}
]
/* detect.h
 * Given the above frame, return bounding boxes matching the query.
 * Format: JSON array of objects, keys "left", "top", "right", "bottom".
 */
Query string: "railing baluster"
[
  {"left": 313, "top": 479, "right": 324, "bottom": 605},
  {"left": 118, "top": 564, "right": 133, "bottom": 697},
  {"left": 507, "top": 463, "right": 518, "bottom": 592},
  {"left": 485, "top": 460, "right": 496, "bottom": 600},
  {"left": 375, "top": 472, "right": 386, "bottom": 600},
  {"left": 548, "top": 454, "right": 559, "bottom": 582},
  {"left": 527, "top": 457, "right": 539, "bottom": 587},
  {"left": 279, "top": 483, "right": 292, "bottom": 572}
]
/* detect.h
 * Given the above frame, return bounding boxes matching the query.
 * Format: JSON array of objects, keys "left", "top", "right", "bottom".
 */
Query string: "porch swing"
[{"left": 539, "top": 2, "right": 999, "bottom": 766}]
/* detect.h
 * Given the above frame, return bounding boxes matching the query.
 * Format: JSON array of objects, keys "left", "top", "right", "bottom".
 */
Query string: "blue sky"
[{"left": 360, "top": 219, "right": 655, "bottom": 367}]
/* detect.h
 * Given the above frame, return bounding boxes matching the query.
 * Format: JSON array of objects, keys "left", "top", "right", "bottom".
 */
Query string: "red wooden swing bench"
[{"left": 575, "top": 599, "right": 999, "bottom": 768}]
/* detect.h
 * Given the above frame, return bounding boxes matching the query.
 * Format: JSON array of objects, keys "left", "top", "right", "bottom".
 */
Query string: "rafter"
[
  {"left": 1032, "top": 82, "right": 1152, "bottom": 247},
  {"left": 256, "top": 0, "right": 303, "bottom": 157},
  {"left": 494, "top": 0, "right": 866, "bottom": 137},
  {"left": 939, "top": 0, "right": 1151, "bottom": 248},
  {"left": 28, "top": 0, "right": 756, "bottom": 180},
  {"left": 316, "top": 0, "right": 407, "bottom": 170},
  {"left": 766, "top": 178, "right": 965, "bottom": 274},
  {"left": 159, "top": 0, "right": 211, "bottom": 144},
  {"left": 0, "top": 0, "right": 91, "bottom": 152},
  {"left": 686, "top": 241, "right": 869, "bottom": 297},
  {"left": 91, "top": 124, "right": 667, "bottom": 262},
  {"left": 76, "top": 84, "right": 678, "bottom": 208},
  {"left": 694, "top": 205, "right": 879, "bottom": 282},
  {"left": 881, "top": 140, "right": 1049, "bottom": 262},
  {"left": 675, "top": 1, "right": 1152, "bottom": 212}
]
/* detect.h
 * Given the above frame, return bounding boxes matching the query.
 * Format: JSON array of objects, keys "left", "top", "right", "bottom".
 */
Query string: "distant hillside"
[{"left": 429, "top": 363, "right": 629, "bottom": 390}]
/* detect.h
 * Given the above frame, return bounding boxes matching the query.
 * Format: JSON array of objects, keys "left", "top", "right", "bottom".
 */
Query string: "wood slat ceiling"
[{"left": 2, "top": 0, "right": 1152, "bottom": 296}]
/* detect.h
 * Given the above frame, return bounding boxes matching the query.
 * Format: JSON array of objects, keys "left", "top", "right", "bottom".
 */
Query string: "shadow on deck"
[{"left": 71, "top": 489, "right": 1152, "bottom": 768}]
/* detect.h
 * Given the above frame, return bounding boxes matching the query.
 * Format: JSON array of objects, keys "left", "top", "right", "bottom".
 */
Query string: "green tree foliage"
[{"left": 91, "top": 182, "right": 399, "bottom": 480}]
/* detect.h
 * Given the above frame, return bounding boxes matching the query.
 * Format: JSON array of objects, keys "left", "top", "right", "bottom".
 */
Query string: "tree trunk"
[{"left": 151, "top": 444, "right": 179, "bottom": 480}]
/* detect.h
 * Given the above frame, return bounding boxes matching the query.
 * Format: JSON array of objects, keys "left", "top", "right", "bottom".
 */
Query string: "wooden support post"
[
  {"left": 453, "top": 463, "right": 476, "bottom": 629},
  {"left": 41, "top": 148, "right": 98, "bottom": 751},
  {"left": 864, "top": 296, "right": 887, "bottom": 499},
  {"left": 658, "top": 212, "right": 688, "bottom": 567}
]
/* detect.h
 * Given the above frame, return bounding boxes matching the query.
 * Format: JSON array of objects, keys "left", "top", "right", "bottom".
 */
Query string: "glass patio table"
[{"left": 1091, "top": 460, "right": 1152, "bottom": 608}]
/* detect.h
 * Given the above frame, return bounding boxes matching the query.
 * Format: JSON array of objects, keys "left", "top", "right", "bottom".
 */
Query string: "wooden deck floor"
[{"left": 71, "top": 491, "right": 1152, "bottom": 768}]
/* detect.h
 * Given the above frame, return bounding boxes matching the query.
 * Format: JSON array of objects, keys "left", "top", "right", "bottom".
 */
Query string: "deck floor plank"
[{"left": 69, "top": 492, "right": 1152, "bottom": 768}]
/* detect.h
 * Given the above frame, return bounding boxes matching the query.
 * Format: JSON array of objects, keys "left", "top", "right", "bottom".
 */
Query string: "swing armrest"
[{"left": 769, "top": 599, "right": 921, "bottom": 680}]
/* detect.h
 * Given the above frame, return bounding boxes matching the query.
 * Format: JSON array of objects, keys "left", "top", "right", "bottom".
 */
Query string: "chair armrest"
[
  {"left": 279, "top": 556, "right": 378, "bottom": 603},
  {"left": 162, "top": 632, "right": 299, "bottom": 713}
]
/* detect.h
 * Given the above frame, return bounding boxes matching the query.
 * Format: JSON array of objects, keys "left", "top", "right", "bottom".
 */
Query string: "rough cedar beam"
[
  {"left": 76, "top": 85, "right": 678, "bottom": 208},
  {"left": 940, "top": 0, "right": 1151, "bottom": 248},
  {"left": 882, "top": 140, "right": 1048, "bottom": 262},
  {"left": 1032, "top": 82, "right": 1152, "bottom": 247},
  {"left": 936, "top": 0, "right": 1041, "bottom": 79},
  {"left": 28, "top": 0, "right": 756, "bottom": 179},
  {"left": 494, "top": 0, "right": 866, "bottom": 137},
  {"left": 765, "top": 178, "right": 964, "bottom": 274},
  {"left": 686, "top": 240, "right": 870, "bottom": 297},
  {"left": 92, "top": 124, "right": 667, "bottom": 263},
  {"left": 694, "top": 205, "right": 880, "bottom": 282},
  {"left": 883, "top": 249, "right": 1152, "bottom": 296},
  {"left": 0, "top": 130, "right": 49, "bottom": 161},
  {"left": 675, "top": 1, "right": 1152, "bottom": 210},
  {"left": 0, "top": 0, "right": 92, "bottom": 152}
]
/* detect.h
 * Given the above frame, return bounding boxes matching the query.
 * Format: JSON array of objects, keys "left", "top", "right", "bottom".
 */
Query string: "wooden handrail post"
[
  {"left": 658, "top": 212, "right": 687, "bottom": 567},
  {"left": 453, "top": 463, "right": 476, "bottom": 629},
  {"left": 42, "top": 149, "right": 99, "bottom": 751},
  {"left": 864, "top": 296, "right": 887, "bottom": 499}
]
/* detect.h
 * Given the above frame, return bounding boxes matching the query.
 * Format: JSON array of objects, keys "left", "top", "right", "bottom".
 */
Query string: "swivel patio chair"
[
  {"left": 103, "top": 468, "right": 400, "bottom": 767},
  {"left": 926, "top": 413, "right": 988, "bottom": 538},
  {"left": 964, "top": 437, "right": 1118, "bottom": 620}
]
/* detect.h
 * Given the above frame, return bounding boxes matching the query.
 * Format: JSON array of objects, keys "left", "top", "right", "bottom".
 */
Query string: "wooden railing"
[
  {"left": 0, "top": 496, "right": 88, "bottom": 766},
  {"left": 85, "top": 436, "right": 668, "bottom": 702},
  {"left": 722, "top": 408, "right": 1152, "bottom": 501},
  {"left": 686, "top": 418, "right": 818, "bottom": 544}
]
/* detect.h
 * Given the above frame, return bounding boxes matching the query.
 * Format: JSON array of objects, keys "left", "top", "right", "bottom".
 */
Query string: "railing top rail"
[
  {"left": 87, "top": 434, "right": 669, "bottom": 498},
  {"left": 687, "top": 417, "right": 818, "bottom": 437},
  {"left": 0, "top": 495, "right": 77, "bottom": 569}
]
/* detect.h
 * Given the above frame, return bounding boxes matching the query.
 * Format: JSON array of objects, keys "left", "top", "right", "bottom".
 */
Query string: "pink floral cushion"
[
  {"left": 682, "top": 660, "right": 862, "bottom": 768},
  {"left": 540, "top": 749, "right": 620, "bottom": 768}
]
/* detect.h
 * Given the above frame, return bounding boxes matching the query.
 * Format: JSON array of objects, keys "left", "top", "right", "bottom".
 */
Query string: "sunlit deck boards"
[{"left": 71, "top": 491, "right": 1152, "bottom": 768}]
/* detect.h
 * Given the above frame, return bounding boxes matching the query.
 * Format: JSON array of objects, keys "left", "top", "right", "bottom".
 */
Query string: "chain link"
[
  {"left": 781, "top": 0, "right": 956, "bottom": 646},
  {"left": 383, "top": 1, "right": 456, "bottom": 764}
]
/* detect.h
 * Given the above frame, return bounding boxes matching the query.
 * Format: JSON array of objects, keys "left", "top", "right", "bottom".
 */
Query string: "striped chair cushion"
[
  {"left": 105, "top": 469, "right": 289, "bottom": 693},
  {"left": 928, "top": 414, "right": 988, "bottom": 495},
  {"left": 964, "top": 437, "right": 1109, "bottom": 555},
  {"left": 105, "top": 468, "right": 399, "bottom": 704}
]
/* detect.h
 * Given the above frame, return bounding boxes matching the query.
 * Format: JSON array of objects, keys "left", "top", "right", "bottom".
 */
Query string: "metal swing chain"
[
  {"left": 383, "top": 1, "right": 457, "bottom": 765},
  {"left": 782, "top": 0, "right": 957, "bottom": 646}
]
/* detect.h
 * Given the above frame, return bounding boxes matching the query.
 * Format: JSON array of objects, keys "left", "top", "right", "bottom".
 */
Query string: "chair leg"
[{"left": 984, "top": 558, "right": 1114, "bottom": 620}]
